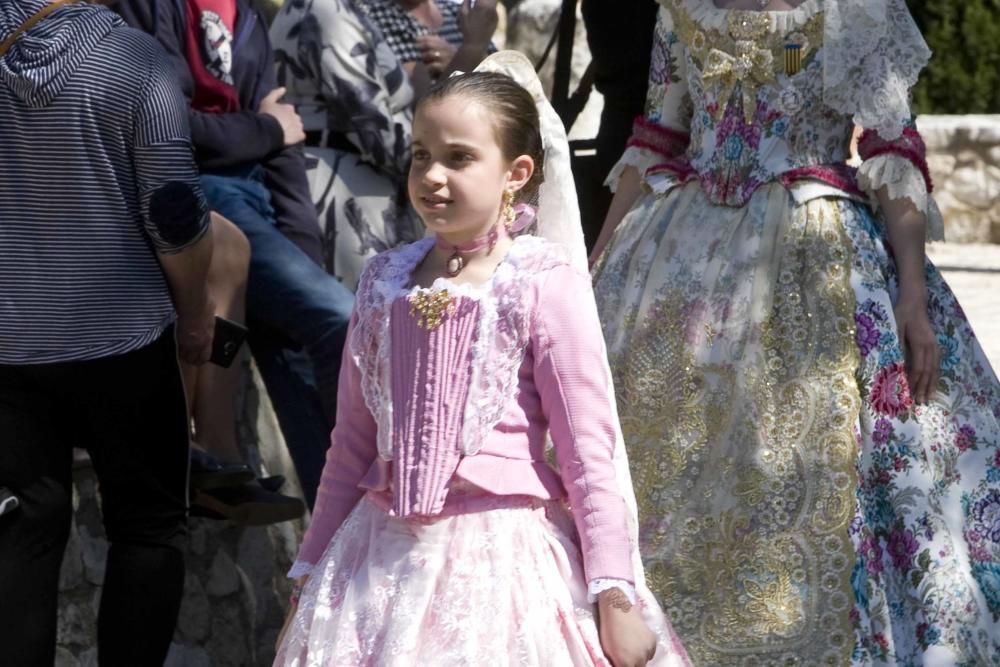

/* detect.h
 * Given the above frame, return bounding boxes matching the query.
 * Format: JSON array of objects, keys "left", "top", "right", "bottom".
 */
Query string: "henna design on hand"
[{"left": 603, "top": 588, "right": 633, "bottom": 613}]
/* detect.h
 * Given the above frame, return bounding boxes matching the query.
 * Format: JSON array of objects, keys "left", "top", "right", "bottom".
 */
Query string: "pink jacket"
[{"left": 295, "top": 237, "right": 635, "bottom": 585}]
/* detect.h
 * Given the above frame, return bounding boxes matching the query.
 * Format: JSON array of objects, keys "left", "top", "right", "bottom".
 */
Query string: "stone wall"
[
  {"left": 55, "top": 362, "right": 303, "bottom": 667},
  {"left": 919, "top": 115, "right": 1000, "bottom": 244}
]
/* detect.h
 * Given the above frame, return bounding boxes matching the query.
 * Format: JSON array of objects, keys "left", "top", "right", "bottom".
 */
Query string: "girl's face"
[{"left": 409, "top": 95, "right": 533, "bottom": 242}]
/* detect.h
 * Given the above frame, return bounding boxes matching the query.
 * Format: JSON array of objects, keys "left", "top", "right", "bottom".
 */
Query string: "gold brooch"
[{"left": 408, "top": 289, "right": 456, "bottom": 330}]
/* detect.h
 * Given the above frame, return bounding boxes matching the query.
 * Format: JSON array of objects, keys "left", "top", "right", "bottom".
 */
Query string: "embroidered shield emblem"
[{"left": 784, "top": 43, "right": 803, "bottom": 76}]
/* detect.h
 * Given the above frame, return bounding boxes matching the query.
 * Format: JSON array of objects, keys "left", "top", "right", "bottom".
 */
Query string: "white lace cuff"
[
  {"left": 605, "top": 146, "right": 661, "bottom": 192},
  {"left": 587, "top": 578, "right": 637, "bottom": 604},
  {"left": 858, "top": 153, "right": 945, "bottom": 242},
  {"left": 287, "top": 560, "right": 315, "bottom": 579}
]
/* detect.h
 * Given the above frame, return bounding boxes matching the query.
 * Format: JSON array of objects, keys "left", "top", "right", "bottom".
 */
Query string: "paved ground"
[{"left": 927, "top": 242, "right": 1000, "bottom": 369}]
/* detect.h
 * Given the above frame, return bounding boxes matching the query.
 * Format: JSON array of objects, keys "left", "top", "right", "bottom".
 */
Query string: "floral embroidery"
[
  {"left": 599, "top": 2, "right": 1000, "bottom": 662},
  {"left": 856, "top": 312, "right": 880, "bottom": 358},
  {"left": 270, "top": 0, "right": 423, "bottom": 289},
  {"left": 869, "top": 363, "right": 913, "bottom": 418}
]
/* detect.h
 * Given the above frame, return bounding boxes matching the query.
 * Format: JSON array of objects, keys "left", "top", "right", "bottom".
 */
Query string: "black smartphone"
[{"left": 209, "top": 316, "right": 248, "bottom": 368}]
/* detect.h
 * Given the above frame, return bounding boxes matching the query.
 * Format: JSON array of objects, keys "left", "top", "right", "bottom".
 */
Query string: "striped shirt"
[{"left": 0, "top": 6, "right": 209, "bottom": 364}]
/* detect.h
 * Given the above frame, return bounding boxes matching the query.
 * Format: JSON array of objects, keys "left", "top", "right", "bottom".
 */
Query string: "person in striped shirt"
[
  {"left": 0, "top": 1, "right": 214, "bottom": 664},
  {"left": 113, "top": 0, "right": 357, "bottom": 510}
]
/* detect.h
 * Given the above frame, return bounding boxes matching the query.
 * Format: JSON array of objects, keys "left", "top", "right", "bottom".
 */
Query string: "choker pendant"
[
  {"left": 446, "top": 251, "right": 465, "bottom": 277},
  {"left": 440, "top": 225, "right": 499, "bottom": 278}
]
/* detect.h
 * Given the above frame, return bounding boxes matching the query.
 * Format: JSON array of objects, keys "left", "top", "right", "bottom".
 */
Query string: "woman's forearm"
[
  {"left": 443, "top": 41, "right": 489, "bottom": 78},
  {"left": 878, "top": 188, "right": 928, "bottom": 305},
  {"left": 590, "top": 166, "right": 644, "bottom": 266}
]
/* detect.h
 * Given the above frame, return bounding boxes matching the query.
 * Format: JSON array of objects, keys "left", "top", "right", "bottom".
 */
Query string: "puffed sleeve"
[
  {"left": 822, "top": 0, "right": 942, "bottom": 240},
  {"left": 531, "top": 263, "right": 636, "bottom": 591},
  {"left": 288, "top": 311, "right": 378, "bottom": 578},
  {"left": 607, "top": 5, "right": 693, "bottom": 192},
  {"left": 856, "top": 118, "right": 945, "bottom": 242}
]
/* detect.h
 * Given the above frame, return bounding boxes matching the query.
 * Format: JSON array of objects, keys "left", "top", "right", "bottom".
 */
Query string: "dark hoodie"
[
  {"left": 0, "top": 0, "right": 209, "bottom": 363},
  {"left": 112, "top": 0, "right": 325, "bottom": 266}
]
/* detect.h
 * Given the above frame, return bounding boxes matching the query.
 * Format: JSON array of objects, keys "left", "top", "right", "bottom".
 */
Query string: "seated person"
[
  {"left": 270, "top": 0, "right": 425, "bottom": 289},
  {"left": 113, "top": 0, "right": 355, "bottom": 508},
  {"left": 358, "top": 0, "right": 498, "bottom": 94}
]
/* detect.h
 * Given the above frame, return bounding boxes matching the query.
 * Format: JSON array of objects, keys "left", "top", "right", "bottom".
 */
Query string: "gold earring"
[{"left": 502, "top": 190, "right": 516, "bottom": 231}]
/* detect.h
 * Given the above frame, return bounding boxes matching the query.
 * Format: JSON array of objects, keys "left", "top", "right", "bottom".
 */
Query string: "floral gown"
[
  {"left": 270, "top": 0, "right": 423, "bottom": 290},
  {"left": 592, "top": 1, "right": 1000, "bottom": 664}
]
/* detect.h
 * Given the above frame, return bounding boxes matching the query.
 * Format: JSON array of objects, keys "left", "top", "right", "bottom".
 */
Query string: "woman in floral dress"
[
  {"left": 270, "top": 0, "right": 423, "bottom": 290},
  {"left": 591, "top": 0, "right": 1000, "bottom": 664}
]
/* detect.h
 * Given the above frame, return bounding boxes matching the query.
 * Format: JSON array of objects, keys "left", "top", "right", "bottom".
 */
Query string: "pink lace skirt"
[{"left": 275, "top": 495, "right": 689, "bottom": 666}]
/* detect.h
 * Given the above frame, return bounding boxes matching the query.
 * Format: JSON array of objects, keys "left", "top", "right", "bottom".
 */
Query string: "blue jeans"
[{"left": 200, "top": 172, "right": 353, "bottom": 507}]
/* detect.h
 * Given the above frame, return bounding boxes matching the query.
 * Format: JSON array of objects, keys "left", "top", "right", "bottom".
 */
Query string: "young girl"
[
  {"left": 591, "top": 0, "right": 1000, "bottom": 664},
  {"left": 274, "top": 51, "right": 690, "bottom": 666}
]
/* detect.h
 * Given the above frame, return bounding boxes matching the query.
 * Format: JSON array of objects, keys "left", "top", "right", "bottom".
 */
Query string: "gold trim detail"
[{"left": 408, "top": 288, "right": 456, "bottom": 330}]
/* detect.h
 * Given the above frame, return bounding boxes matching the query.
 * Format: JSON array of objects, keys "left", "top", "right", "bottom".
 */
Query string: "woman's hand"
[
  {"left": 589, "top": 167, "right": 644, "bottom": 269},
  {"left": 598, "top": 588, "right": 658, "bottom": 667},
  {"left": 876, "top": 186, "right": 939, "bottom": 405},
  {"left": 259, "top": 87, "right": 305, "bottom": 146},
  {"left": 458, "top": 0, "right": 498, "bottom": 51},
  {"left": 416, "top": 34, "right": 457, "bottom": 78},
  {"left": 275, "top": 576, "right": 309, "bottom": 652},
  {"left": 895, "top": 292, "right": 940, "bottom": 404},
  {"left": 176, "top": 297, "right": 215, "bottom": 365}
]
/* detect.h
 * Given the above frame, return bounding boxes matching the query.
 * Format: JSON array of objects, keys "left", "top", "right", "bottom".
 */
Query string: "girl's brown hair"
[{"left": 419, "top": 71, "right": 545, "bottom": 200}]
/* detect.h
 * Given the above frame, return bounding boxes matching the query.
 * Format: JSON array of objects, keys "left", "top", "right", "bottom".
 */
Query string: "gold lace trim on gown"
[{"left": 612, "top": 195, "right": 860, "bottom": 664}]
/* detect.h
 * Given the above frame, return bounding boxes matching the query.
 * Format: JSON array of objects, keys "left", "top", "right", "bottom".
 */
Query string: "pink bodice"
[
  {"left": 294, "top": 236, "right": 635, "bottom": 585},
  {"left": 386, "top": 296, "right": 479, "bottom": 516}
]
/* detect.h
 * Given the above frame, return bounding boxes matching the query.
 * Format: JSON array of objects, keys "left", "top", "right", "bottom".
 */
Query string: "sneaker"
[
  {"left": 189, "top": 448, "right": 255, "bottom": 490},
  {"left": 190, "top": 482, "right": 305, "bottom": 526},
  {"left": 0, "top": 487, "right": 19, "bottom": 517}
]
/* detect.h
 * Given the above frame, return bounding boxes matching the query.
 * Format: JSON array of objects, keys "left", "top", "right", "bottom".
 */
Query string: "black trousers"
[{"left": 0, "top": 329, "right": 189, "bottom": 666}]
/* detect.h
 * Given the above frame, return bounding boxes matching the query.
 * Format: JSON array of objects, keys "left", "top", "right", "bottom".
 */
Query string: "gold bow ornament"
[{"left": 703, "top": 41, "right": 777, "bottom": 124}]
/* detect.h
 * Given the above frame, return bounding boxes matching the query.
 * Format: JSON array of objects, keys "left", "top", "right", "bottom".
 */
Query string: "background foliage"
[{"left": 908, "top": 0, "right": 1000, "bottom": 114}]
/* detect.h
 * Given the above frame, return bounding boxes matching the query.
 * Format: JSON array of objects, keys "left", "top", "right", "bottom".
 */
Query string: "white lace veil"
[
  {"left": 823, "top": 0, "right": 931, "bottom": 141},
  {"left": 472, "top": 51, "right": 650, "bottom": 591},
  {"left": 473, "top": 51, "right": 589, "bottom": 273}
]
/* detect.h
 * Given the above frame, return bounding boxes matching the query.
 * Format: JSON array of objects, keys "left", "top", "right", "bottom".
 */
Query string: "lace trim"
[
  {"left": 605, "top": 145, "right": 662, "bottom": 192},
  {"left": 587, "top": 578, "right": 638, "bottom": 605},
  {"left": 857, "top": 153, "right": 945, "bottom": 242},
  {"left": 287, "top": 560, "right": 314, "bottom": 579},
  {"left": 352, "top": 238, "right": 435, "bottom": 458},
  {"left": 857, "top": 126, "right": 932, "bottom": 192},
  {"left": 666, "top": 0, "right": 823, "bottom": 32},
  {"left": 461, "top": 237, "right": 571, "bottom": 455},
  {"left": 822, "top": 0, "right": 930, "bottom": 140},
  {"left": 354, "top": 236, "right": 573, "bottom": 460}
]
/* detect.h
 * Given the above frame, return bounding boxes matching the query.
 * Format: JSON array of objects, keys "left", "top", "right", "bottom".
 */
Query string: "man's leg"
[
  {"left": 67, "top": 330, "right": 189, "bottom": 665},
  {"left": 0, "top": 365, "right": 74, "bottom": 667},
  {"left": 247, "top": 333, "right": 329, "bottom": 508},
  {"left": 200, "top": 175, "right": 354, "bottom": 502}
]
